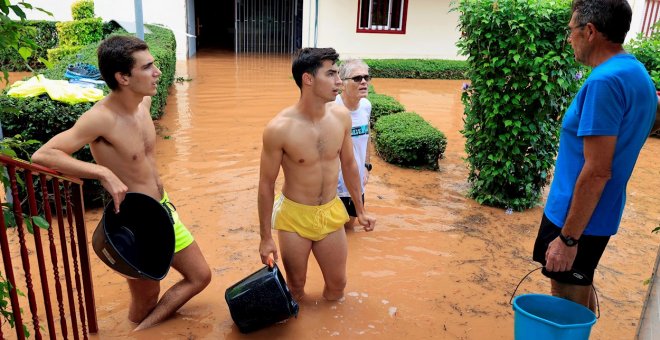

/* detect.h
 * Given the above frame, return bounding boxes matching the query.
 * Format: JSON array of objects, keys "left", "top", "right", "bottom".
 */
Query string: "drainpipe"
[
  {"left": 134, "top": 0, "right": 144, "bottom": 39},
  {"left": 314, "top": 0, "right": 319, "bottom": 47}
]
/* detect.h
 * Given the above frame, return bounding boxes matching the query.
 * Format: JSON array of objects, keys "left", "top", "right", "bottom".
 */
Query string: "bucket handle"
[{"left": 509, "top": 266, "right": 600, "bottom": 319}]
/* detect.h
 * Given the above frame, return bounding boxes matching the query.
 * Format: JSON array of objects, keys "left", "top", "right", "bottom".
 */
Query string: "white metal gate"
[{"left": 235, "top": 0, "right": 299, "bottom": 53}]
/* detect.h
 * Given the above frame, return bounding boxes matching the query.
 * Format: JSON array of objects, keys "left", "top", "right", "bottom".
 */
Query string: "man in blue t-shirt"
[{"left": 532, "top": 0, "right": 659, "bottom": 312}]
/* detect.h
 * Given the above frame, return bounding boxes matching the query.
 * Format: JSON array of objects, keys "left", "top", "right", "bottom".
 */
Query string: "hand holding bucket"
[
  {"left": 510, "top": 267, "right": 597, "bottom": 340},
  {"left": 92, "top": 192, "right": 175, "bottom": 281}
]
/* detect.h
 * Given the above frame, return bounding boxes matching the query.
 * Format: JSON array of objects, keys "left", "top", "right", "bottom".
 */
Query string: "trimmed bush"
[
  {"left": 365, "top": 59, "right": 468, "bottom": 79},
  {"left": 626, "top": 27, "right": 660, "bottom": 89},
  {"left": 55, "top": 18, "right": 103, "bottom": 47},
  {"left": 0, "top": 20, "right": 58, "bottom": 71},
  {"left": 42, "top": 24, "right": 176, "bottom": 119},
  {"left": 71, "top": 0, "right": 95, "bottom": 20},
  {"left": 455, "top": 0, "right": 582, "bottom": 210},
  {"left": 369, "top": 92, "right": 405, "bottom": 125},
  {"left": 46, "top": 45, "right": 83, "bottom": 63},
  {"left": 373, "top": 112, "right": 447, "bottom": 170},
  {"left": 142, "top": 25, "right": 177, "bottom": 119}
]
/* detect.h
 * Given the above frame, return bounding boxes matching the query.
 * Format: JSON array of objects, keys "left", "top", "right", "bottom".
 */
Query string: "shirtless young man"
[
  {"left": 31, "top": 36, "right": 211, "bottom": 331},
  {"left": 258, "top": 47, "right": 376, "bottom": 301}
]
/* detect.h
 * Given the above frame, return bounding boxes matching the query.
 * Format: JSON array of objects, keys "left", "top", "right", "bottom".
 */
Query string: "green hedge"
[
  {"left": 42, "top": 24, "right": 176, "bottom": 119},
  {"left": 55, "top": 17, "right": 103, "bottom": 47},
  {"left": 46, "top": 45, "right": 82, "bottom": 63},
  {"left": 455, "top": 0, "right": 581, "bottom": 210},
  {"left": 365, "top": 59, "right": 468, "bottom": 79},
  {"left": 374, "top": 112, "right": 447, "bottom": 170},
  {"left": 369, "top": 92, "right": 405, "bottom": 125},
  {"left": 626, "top": 28, "right": 660, "bottom": 89},
  {"left": 0, "top": 24, "right": 177, "bottom": 206},
  {"left": 71, "top": 0, "right": 95, "bottom": 20},
  {"left": 0, "top": 20, "right": 58, "bottom": 71}
]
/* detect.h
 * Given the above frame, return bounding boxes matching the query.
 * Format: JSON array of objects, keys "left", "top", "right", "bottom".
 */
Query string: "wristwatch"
[
  {"left": 559, "top": 233, "right": 579, "bottom": 247},
  {"left": 365, "top": 163, "right": 372, "bottom": 172}
]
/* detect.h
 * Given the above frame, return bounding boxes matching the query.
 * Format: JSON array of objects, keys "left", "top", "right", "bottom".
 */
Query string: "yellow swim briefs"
[
  {"left": 272, "top": 194, "right": 349, "bottom": 241},
  {"left": 160, "top": 191, "right": 194, "bottom": 253}
]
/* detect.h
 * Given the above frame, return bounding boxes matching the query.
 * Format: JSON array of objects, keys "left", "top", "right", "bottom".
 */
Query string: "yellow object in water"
[{"left": 7, "top": 74, "right": 104, "bottom": 105}]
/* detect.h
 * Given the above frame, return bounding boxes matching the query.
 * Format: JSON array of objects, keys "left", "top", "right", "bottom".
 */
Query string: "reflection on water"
[{"left": 84, "top": 51, "right": 659, "bottom": 339}]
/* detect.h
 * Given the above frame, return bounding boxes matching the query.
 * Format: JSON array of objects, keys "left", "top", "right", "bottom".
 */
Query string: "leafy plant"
[
  {"left": 0, "top": 20, "right": 58, "bottom": 71},
  {"left": 626, "top": 22, "right": 660, "bottom": 89},
  {"left": 0, "top": 271, "right": 29, "bottom": 338},
  {"left": 365, "top": 59, "right": 468, "bottom": 79},
  {"left": 46, "top": 45, "right": 83, "bottom": 63},
  {"left": 0, "top": 134, "right": 51, "bottom": 339},
  {"left": 369, "top": 92, "right": 406, "bottom": 126},
  {"left": 454, "top": 0, "right": 583, "bottom": 211},
  {"left": 71, "top": 0, "right": 94, "bottom": 20},
  {"left": 0, "top": 0, "right": 52, "bottom": 82},
  {"left": 55, "top": 18, "right": 103, "bottom": 47},
  {"left": 373, "top": 112, "right": 447, "bottom": 170}
]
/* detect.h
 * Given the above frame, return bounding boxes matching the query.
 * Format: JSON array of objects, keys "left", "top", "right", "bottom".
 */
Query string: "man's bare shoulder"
[
  {"left": 265, "top": 106, "right": 297, "bottom": 131},
  {"left": 78, "top": 98, "right": 116, "bottom": 125},
  {"left": 327, "top": 102, "right": 350, "bottom": 118}
]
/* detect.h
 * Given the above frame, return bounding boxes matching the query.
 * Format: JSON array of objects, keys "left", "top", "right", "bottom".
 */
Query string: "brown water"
[{"left": 70, "top": 52, "right": 659, "bottom": 339}]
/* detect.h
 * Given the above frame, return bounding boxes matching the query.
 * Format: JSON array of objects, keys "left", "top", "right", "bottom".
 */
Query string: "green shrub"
[
  {"left": 626, "top": 26, "right": 660, "bottom": 89},
  {"left": 369, "top": 93, "right": 405, "bottom": 125},
  {"left": 373, "top": 112, "right": 447, "bottom": 170},
  {"left": 0, "top": 20, "right": 58, "bottom": 71},
  {"left": 71, "top": 0, "right": 95, "bottom": 20},
  {"left": 365, "top": 59, "right": 468, "bottom": 79},
  {"left": 56, "top": 18, "right": 103, "bottom": 47},
  {"left": 42, "top": 24, "right": 176, "bottom": 119},
  {"left": 0, "top": 96, "right": 104, "bottom": 204},
  {"left": 142, "top": 24, "right": 177, "bottom": 119},
  {"left": 46, "top": 45, "right": 83, "bottom": 63},
  {"left": 455, "top": 0, "right": 582, "bottom": 211}
]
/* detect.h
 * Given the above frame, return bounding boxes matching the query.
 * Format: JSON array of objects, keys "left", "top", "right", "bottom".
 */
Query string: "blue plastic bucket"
[{"left": 512, "top": 294, "right": 597, "bottom": 340}]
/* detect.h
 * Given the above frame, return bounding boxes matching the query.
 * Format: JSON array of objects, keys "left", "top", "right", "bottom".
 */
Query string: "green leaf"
[
  {"left": 24, "top": 218, "right": 33, "bottom": 234},
  {"left": 31, "top": 216, "right": 49, "bottom": 230},
  {"left": 17, "top": 46, "right": 31, "bottom": 61},
  {"left": 38, "top": 57, "right": 53, "bottom": 69}
]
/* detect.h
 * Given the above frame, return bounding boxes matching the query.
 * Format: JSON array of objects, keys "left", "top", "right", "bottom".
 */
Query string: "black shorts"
[
  {"left": 340, "top": 194, "right": 364, "bottom": 217},
  {"left": 533, "top": 214, "right": 610, "bottom": 286}
]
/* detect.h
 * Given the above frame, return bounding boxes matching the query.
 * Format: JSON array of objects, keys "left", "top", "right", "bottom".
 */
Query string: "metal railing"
[
  {"left": 0, "top": 154, "right": 97, "bottom": 339},
  {"left": 235, "top": 0, "right": 300, "bottom": 54}
]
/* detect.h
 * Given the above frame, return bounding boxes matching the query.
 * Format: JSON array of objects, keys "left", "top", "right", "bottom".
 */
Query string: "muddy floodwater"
[{"left": 18, "top": 52, "right": 657, "bottom": 339}]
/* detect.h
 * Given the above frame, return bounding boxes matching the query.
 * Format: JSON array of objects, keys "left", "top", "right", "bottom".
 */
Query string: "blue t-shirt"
[{"left": 544, "top": 54, "right": 657, "bottom": 236}]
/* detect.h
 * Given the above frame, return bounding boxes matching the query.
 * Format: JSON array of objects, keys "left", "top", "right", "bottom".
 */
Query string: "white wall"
[
  {"left": 628, "top": 0, "right": 650, "bottom": 42},
  {"left": 96, "top": 0, "right": 188, "bottom": 60},
  {"left": 10, "top": 0, "right": 75, "bottom": 20},
  {"left": 19, "top": 0, "right": 190, "bottom": 60},
  {"left": 302, "top": 0, "right": 463, "bottom": 60}
]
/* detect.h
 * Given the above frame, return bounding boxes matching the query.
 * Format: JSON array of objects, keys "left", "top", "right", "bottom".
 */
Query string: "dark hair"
[
  {"left": 291, "top": 47, "right": 340, "bottom": 89},
  {"left": 571, "top": 0, "right": 631, "bottom": 44},
  {"left": 97, "top": 35, "right": 149, "bottom": 90}
]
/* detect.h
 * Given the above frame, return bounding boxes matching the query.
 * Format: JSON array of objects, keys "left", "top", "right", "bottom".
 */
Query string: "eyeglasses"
[
  {"left": 566, "top": 24, "right": 586, "bottom": 35},
  {"left": 343, "top": 75, "right": 371, "bottom": 83}
]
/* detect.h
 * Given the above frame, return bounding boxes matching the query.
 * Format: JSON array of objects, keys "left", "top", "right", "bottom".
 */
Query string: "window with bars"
[{"left": 357, "top": 0, "right": 409, "bottom": 34}]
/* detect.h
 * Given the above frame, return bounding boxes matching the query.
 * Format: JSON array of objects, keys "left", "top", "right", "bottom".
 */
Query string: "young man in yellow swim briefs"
[{"left": 258, "top": 47, "right": 376, "bottom": 301}]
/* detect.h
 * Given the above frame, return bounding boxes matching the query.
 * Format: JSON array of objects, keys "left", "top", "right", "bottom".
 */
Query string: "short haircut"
[
  {"left": 339, "top": 59, "right": 369, "bottom": 81},
  {"left": 291, "top": 47, "right": 340, "bottom": 89},
  {"left": 571, "top": 0, "right": 632, "bottom": 44},
  {"left": 97, "top": 35, "right": 149, "bottom": 90}
]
